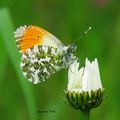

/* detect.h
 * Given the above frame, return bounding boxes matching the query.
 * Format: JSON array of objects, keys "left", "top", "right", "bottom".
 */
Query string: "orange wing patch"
[{"left": 14, "top": 25, "right": 48, "bottom": 53}]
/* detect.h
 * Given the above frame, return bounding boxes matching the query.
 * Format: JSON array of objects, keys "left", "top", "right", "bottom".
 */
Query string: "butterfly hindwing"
[{"left": 21, "top": 45, "right": 63, "bottom": 84}]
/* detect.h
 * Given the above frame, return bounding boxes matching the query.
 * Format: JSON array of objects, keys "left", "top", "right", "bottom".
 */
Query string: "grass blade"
[
  {"left": 0, "top": 35, "right": 7, "bottom": 87},
  {"left": 0, "top": 8, "right": 38, "bottom": 120}
]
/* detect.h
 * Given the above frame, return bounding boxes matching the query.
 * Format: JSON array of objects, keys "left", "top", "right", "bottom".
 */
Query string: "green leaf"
[
  {"left": 0, "top": 8, "right": 38, "bottom": 120},
  {"left": 0, "top": 34, "right": 7, "bottom": 86}
]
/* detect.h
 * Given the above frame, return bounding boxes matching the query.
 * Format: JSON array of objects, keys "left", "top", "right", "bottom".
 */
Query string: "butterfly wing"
[
  {"left": 14, "top": 25, "right": 64, "bottom": 53},
  {"left": 14, "top": 25, "right": 67, "bottom": 84},
  {"left": 21, "top": 45, "right": 63, "bottom": 84}
]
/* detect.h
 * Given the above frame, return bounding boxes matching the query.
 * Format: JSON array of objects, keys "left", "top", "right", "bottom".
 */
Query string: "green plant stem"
[{"left": 81, "top": 110, "right": 90, "bottom": 120}]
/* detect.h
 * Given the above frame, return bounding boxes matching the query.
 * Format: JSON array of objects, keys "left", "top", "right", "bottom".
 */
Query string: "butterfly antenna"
[{"left": 73, "top": 26, "right": 92, "bottom": 44}]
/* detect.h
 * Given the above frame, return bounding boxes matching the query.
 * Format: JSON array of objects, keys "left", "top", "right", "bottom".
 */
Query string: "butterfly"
[{"left": 14, "top": 25, "right": 77, "bottom": 84}]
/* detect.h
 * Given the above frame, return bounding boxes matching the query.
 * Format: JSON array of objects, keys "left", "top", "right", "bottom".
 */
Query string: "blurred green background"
[{"left": 0, "top": 0, "right": 120, "bottom": 120}]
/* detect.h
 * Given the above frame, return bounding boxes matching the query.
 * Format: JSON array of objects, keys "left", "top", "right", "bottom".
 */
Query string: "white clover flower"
[
  {"left": 65, "top": 58, "right": 104, "bottom": 110},
  {"left": 67, "top": 58, "right": 103, "bottom": 93}
]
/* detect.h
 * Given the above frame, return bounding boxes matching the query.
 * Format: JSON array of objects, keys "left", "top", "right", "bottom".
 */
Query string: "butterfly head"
[{"left": 67, "top": 43, "right": 77, "bottom": 54}]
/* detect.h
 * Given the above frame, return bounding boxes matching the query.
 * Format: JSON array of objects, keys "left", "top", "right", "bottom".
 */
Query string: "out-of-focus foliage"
[{"left": 0, "top": 0, "right": 120, "bottom": 120}]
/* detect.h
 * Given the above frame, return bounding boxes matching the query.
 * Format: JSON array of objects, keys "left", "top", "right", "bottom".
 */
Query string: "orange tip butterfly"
[{"left": 14, "top": 25, "right": 77, "bottom": 84}]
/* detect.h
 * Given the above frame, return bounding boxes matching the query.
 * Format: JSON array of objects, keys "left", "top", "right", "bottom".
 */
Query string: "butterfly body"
[{"left": 14, "top": 25, "right": 77, "bottom": 84}]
